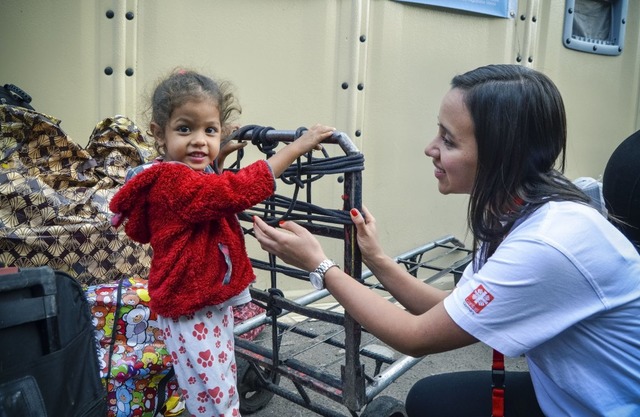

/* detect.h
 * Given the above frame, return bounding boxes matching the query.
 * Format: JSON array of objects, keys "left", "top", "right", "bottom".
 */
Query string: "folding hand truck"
[{"left": 227, "top": 127, "right": 472, "bottom": 416}]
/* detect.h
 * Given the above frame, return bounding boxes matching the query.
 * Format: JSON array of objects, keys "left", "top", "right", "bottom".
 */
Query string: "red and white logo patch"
[{"left": 464, "top": 284, "right": 494, "bottom": 313}]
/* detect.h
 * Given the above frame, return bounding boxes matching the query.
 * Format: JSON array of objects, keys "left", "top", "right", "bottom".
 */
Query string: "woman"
[{"left": 253, "top": 64, "right": 640, "bottom": 416}]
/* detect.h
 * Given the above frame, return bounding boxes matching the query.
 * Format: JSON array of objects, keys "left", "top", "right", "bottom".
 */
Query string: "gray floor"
[
  {"left": 176, "top": 340, "right": 527, "bottom": 417},
  {"left": 245, "top": 339, "right": 527, "bottom": 417}
]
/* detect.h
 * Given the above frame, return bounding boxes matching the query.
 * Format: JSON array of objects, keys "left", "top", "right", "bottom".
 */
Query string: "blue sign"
[{"left": 393, "top": 0, "right": 516, "bottom": 19}]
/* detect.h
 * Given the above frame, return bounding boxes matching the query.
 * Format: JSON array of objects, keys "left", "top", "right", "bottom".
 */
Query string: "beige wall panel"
[
  {"left": 359, "top": 1, "right": 522, "bottom": 257},
  {"left": 0, "top": 0, "right": 105, "bottom": 143},
  {"left": 2, "top": 0, "right": 640, "bottom": 297},
  {"left": 134, "top": 0, "right": 346, "bottom": 130},
  {"left": 532, "top": 1, "right": 640, "bottom": 181}
]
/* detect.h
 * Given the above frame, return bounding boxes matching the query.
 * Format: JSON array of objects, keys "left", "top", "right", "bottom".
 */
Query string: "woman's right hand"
[
  {"left": 350, "top": 206, "right": 386, "bottom": 267},
  {"left": 253, "top": 216, "right": 327, "bottom": 272}
]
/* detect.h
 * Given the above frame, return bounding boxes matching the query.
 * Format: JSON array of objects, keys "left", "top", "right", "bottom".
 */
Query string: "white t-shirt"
[{"left": 444, "top": 201, "right": 640, "bottom": 416}]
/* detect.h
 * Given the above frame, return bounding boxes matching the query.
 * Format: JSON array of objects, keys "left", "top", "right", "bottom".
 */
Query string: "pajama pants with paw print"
[{"left": 160, "top": 305, "right": 240, "bottom": 417}]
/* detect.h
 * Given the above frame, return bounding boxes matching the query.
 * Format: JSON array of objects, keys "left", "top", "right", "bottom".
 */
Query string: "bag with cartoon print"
[
  {"left": 85, "top": 276, "right": 181, "bottom": 417},
  {"left": 86, "top": 276, "right": 266, "bottom": 417}
]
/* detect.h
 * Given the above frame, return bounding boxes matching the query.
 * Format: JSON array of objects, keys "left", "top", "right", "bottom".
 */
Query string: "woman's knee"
[{"left": 405, "top": 371, "right": 492, "bottom": 417}]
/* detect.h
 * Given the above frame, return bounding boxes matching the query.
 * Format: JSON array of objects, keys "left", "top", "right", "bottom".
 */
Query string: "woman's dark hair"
[
  {"left": 147, "top": 68, "right": 241, "bottom": 155},
  {"left": 451, "top": 64, "right": 590, "bottom": 269}
]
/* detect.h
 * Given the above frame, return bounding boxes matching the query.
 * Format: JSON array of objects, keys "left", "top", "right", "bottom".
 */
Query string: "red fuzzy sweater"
[{"left": 109, "top": 160, "right": 275, "bottom": 318}]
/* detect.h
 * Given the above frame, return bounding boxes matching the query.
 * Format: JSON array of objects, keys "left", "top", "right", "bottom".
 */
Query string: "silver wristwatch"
[{"left": 309, "top": 259, "right": 338, "bottom": 289}]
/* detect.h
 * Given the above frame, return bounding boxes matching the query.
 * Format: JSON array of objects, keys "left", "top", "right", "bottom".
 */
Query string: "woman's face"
[{"left": 425, "top": 88, "right": 478, "bottom": 195}]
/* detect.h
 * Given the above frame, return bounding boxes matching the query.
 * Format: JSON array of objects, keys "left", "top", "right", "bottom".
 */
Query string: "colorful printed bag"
[
  {"left": 86, "top": 276, "right": 266, "bottom": 417},
  {"left": 86, "top": 277, "right": 180, "bottom": 417}
]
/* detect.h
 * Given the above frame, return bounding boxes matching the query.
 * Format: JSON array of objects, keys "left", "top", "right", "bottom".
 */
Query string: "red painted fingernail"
[
  {"left": 350, "top": 209, "right": 358, "bottom": 216},
  {"left": 279, "top": 220, "right": 285, "bottom": 226}
]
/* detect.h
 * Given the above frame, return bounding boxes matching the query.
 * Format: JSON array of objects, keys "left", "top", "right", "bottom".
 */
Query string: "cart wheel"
[
  {"left": 360, "top": 395, "right": 407, "bottom": 417},
  {"left": 237, "top": 358, "right": 280, "bottom": 414}
]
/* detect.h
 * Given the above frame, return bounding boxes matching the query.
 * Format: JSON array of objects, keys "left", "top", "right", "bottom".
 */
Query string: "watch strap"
[{"left": 315, "top": 259, "right": 338, "bottom": 276}]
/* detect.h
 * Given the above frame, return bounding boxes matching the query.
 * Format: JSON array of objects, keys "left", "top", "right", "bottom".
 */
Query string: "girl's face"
[
  {"left": 152, "top": 98, "right": 222, "bottom": 171},
  {"left": 425, "top": 88, "right": 478, "bottom": 195}
]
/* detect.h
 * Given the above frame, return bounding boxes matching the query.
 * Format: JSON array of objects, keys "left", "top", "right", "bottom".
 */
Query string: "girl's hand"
[
  {"left": 222, "top": 123, "right": 241, "bottom": 141},
  {"left": 267, "top": 124, "right": 334, "bottom": 178},
  {"left": 216, "top": 140, "right": 247, "bottom": 172},
  {"left": 296, "top": 124, "right": 335, "bottom": 153},
  {"left": 350, "top": 206, "right": 385, "bottom": 266},
  {"left": 219, "top": 140, "right": 248, "bottom": 159},
  {"left": 216, "top": 124, "right": 246, "bottom": 171},
  {"left": 253, "top": 216, "right": 327, "bottom": 272}
]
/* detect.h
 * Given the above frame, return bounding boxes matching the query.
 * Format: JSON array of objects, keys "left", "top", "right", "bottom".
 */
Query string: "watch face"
[{"left": 309, "top": 271, "right": 323, "bottom": 289}]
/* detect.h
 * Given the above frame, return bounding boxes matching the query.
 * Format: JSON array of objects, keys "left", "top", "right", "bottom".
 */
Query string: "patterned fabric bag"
[{"left": 0, "top": 105, "right": 155, "bottom": 285}]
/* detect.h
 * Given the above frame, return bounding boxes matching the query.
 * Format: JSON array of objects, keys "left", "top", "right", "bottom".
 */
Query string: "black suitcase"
[{"left": 0, "top": 266, "right": 106, "bottom": 417}]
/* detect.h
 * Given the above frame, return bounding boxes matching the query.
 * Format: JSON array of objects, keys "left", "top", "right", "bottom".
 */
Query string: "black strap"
[
  {"left": 153, "top": 366, "right": 176, "bottom": 416},
  {"left": 104, "top": 278, "right": 125, "bottom": 389}
]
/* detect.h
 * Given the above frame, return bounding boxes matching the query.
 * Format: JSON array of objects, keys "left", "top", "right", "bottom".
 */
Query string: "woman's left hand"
[{"left": 253, "top": 216, "right": 327, "bottom": 272}]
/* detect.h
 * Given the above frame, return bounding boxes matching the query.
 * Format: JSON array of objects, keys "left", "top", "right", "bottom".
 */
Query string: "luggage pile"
[{"left": 0, "top": 103, "right": 265, "bottom": 416}]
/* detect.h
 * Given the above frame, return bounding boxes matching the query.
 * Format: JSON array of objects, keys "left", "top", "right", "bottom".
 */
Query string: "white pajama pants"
[{"left": 159, "top": 306, "right": 240, "bottom": 417}]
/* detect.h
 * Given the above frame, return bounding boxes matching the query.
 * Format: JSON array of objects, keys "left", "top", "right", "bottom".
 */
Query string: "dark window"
[{"left": 563, "top": 0, "right": 628, "bottom": 55}]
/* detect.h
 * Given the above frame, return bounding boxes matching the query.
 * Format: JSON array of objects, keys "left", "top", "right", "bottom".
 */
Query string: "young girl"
[
  {"left": 253, "top": 64, "right": 640, "bottom": 416},
  {"left": 109, "top": 69, "right": 335, "bottom": 416}
]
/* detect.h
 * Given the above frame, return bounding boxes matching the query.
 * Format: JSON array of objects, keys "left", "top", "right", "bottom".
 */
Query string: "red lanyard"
[
  {"left": 491, "top": 349, "right": 505, "bottom": 417},
  {"left": 490, "top": 203, "right": 523, "bottom": 417}
]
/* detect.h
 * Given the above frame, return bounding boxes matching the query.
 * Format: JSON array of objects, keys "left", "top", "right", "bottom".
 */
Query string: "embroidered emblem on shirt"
[{"left": 464, "top": 284, "right": 494, "bottom": 313}]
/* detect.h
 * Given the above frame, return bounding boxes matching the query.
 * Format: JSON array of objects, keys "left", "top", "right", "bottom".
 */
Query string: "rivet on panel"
[
  {"left": 357, "top": 83, "right": 364, "bottom": 91},
  {"left": 104, "top": 67, "right": 113, "bottom": 76},
  {"left": 341, "top": 82, "right": 349, "bottom": 90},
  {"left": 359, "top": 35, "right": 366, "bottom": 42},
  {"left": 125, "top": 68, "right": 134, "bottom": 77},
  {"left": 106, "top": 10, "right": 114, "bottom": 19},
  {"left": 126, "top": 12, "right": 134, "bottom": 20},
  {"left": 355, "top": 130, "right": 361, "bottom": 137}
]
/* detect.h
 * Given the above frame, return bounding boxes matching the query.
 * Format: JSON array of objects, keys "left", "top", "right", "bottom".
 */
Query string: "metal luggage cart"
[{"left": 227, "top": 127, "right": 472, "bottom": 416}]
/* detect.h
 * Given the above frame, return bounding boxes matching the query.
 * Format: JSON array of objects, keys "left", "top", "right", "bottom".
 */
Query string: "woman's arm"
[
  {"left": 253, "top": 215, "right": 477, "bottom": 356},
  {"left": 350, "top": 206, "right": 449, "bottom": 315}
]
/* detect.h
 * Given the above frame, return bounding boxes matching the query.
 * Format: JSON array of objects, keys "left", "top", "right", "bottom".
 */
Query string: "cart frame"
[{"left": 229, "top": 127, "right": 471, "bottom": 416}]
